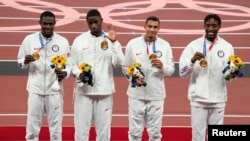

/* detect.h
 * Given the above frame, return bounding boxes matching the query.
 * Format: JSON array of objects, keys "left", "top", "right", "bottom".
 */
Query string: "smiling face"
[
  {"left": 39, "top": 16, "right": 56, "bottom": 38},
  {"left": 204, "top": 17, "right": 220, "bottom": 42},
  {"left": 144, "top": 19, "right": 160, "bottom": 42}
]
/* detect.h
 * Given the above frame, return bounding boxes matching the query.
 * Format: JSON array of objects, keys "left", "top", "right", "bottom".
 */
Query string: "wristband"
[{"left": 108, "top": 37, "right": 116, "bottom": 43}]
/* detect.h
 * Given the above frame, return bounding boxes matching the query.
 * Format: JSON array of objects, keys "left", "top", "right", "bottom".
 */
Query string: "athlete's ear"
[{"left": 218, "top": 24, "right": 221, "bottom": 30}]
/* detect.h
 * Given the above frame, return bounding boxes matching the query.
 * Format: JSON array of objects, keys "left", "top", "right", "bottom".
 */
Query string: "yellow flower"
[
  {"left": 229, "top": 55, "right": 243, "bottom": 68},
  {"left": 59, "top": 56, "right": 67, "bottom": 64},
  {"left": 127, "top": 62, "right": 141, "bottom": 75},
  {"left": 51, "top": 55, "right": 67, "bottom": 69},
  {"left": 127, "top": 66, "right": 135, "bottom": 75},
  {"left": 51, "top": 55, "right": 58, "bottom": 64},
  {"left": 78, "top": 63, "right": 92, "bottom": 72}
]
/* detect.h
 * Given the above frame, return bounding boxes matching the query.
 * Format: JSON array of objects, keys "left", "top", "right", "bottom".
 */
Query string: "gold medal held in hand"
[
  {"left": 149, "top": 54, "right": 157, "bottom": 60},
  {"left": 200, "top": 58, "right": 207, "bottom": 67},
  {"left": 101, "top": 40, "right": 108, "bottom": 50},
  {"left": 32, "top": 52, "right": 40, "bottom": 60}
]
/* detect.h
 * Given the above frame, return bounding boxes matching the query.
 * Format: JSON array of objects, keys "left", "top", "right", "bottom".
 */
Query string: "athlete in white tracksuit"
[
  {"left": 123, "top": 16, "right": 175, "bottom": 141},
  {"left": 71, "top": 9, "right": 124, "bottom": 141},
  {"left": 17, "top": 11, "right": 71, "bottom": 141},
  {"left": 179, "top": 14, "right": 235, "bottom": 141}
]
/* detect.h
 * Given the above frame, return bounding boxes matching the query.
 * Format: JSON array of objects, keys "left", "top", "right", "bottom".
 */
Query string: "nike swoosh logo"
[
  {"left": 155, "top": 107, "right": 161, "bottom": 111},
  {"left": 218, "top": 110, "right": 224, "bottom": 113},
  {"left": 136, "top": 53, "right": 142, "bottom": 56},
  {"left": 105, "top": 108, "right": 111, "bottom": 111},
  {"left": 54, "top": 107, "right": 60, "bottom": 110},
  {"left": 34, "top": 48, "right": 42, "bottom": 52},
  {"left": 82, "top": 48, "right": 88, "bottom": 50}
]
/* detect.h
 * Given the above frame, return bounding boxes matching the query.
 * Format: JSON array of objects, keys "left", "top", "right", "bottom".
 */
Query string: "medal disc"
[
  {"left": 32, "top": 52, "right": 40, "bottom": 60},
  {"left": 101, "top": 40, "right": 108, "bottom": 50},
  {"left": 200, "top": 59, "right": 207, "bottom": 67},
  {"left": 149, "top": 54, "right": 157, "bottom": 60}
]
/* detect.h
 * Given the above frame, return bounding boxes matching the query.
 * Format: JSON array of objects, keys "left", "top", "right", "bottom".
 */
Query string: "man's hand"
[
  {"left": 55, "top": 68, "right": 67, "bottom": 81},
  {"left": 135, "top": 77, "right": 143, "bottom": 87},
  {"left": 24, "top": 55, "right": 35, "bottom": 65},
  {"left": 230, "top": 71, "right": 238, "bottom": 79},
  {"left": 107, "top": 23, "right": 116, "bottom": 42},
  {"left": 191, "top": 52, "right": 205, "bottom": 64},
  {"left": 151, "top": 58, "right": 163, "bottom": 69},
  {"left": 79, "top": 72, "right": 86, "bottom": 83}
]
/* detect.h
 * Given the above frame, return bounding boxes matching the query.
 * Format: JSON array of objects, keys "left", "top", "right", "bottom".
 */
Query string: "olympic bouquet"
[
  {"left": 50, "top": 55, "right": 67, "bottom": 90},
  {"left": 51, "top": 55, "right": 67, "bottom": 70},
  {"left": 51, "top": 55, "right": 67, "bottom": 81},
  {"left": 222, "top": 55, "right": 244, "bottom": 81},
  {"left": 78, "top": 63, "right": 94, "bottom": 86},
  {"left": 127, "top": 62, "right": 147, "bottom": 87}
]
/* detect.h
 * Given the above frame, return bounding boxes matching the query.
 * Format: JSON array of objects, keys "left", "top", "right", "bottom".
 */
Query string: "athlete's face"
[
  {"left": 87, "top": 16, "right": 103, "bottom": 37},
  {"left": 204, "top": 18, "right": 220, "bottom": 42},
  {"left": 39, "top": 16, "right": 56, "bottom": 38},
  {"left": 144, "top": 20, "right": 160, "bottom": 42}
]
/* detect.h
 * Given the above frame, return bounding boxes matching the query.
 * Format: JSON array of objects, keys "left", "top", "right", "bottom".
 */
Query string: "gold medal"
[
  {"left": 101, "top": 40, "right": 108, "bottom": 50},
  {"left": 32, "top": 52, "right": 40, "bottom": 60},
  {"left": 149, "top": 54, "right": 157, "bottom": 60},
  {"left": 200, "top": 58, "right": 207, "bottom": 67}
]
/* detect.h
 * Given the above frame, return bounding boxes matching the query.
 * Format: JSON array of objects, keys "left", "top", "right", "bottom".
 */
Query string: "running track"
[{"left": 0, "top": 0, "right": 250, "bottom": 136}]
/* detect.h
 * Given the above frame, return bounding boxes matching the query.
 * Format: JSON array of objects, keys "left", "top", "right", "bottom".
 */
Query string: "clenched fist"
[
  {"left": 191, "top": 52, "right": 205, "bottom": 64},
  {"left": 24, "top": 55, "right": 35, "bottom": 65},
  {"left": 55, "top": 68, "right": 67, "bottom": 81}
]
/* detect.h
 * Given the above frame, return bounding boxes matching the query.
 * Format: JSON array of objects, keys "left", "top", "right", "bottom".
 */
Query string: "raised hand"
[{"left": 107, "top": 23, "right": 116, "bottom": 42}]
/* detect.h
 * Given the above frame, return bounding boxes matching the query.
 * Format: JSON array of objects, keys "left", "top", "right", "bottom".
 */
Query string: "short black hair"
[
  {"left": 146, "top": 16, "right": 160, "bottom": 24},
  {"left": 40, "top": 11, "right": 55, "bottom": 21},
  {"left": 86, "top": 9, "right": 102, "bottom": 19},
  {"left": 204, "top": 14, "right": 221, "bottom": 25}
]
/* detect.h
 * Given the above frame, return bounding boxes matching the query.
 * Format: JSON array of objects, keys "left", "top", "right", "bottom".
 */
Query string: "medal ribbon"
[
  {"left": 39, "top": 33, "right": 52, "bottom": 50},
  {"left": 144, "top": 37, "right": 156, "bottom": 55},
  {"left": 203, "top": 37, "right": 217, "bottom": 56},
  {"left": 102, "top": 31, "right": 107, "bottom": 39}
]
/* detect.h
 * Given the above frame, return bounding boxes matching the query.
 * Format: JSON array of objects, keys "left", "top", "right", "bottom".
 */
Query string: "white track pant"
[
  {"left": 128, "top": 98, "right": 164, "bottom": 141},
  {"left": 191, "top": 106, "right": 224, "bottom": 141},
  {"left": 74, "top": 94, "right": 113, "bottom": 141},
  {"left": 26, "top": 93, "right": 63, "bottom": 141}
]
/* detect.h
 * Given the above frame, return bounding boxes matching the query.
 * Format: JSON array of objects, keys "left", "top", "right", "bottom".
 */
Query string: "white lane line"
[
  {"left": 0, "top": 17, "right": 249, "bottom": 22},
  {"left": 1, "top": 31, "right": 250, "bottom": 35},
  {"left": 0, "top": 45, "right": 250, "bottom": 49},
  {"left": 0, "top": 114, "right": 250, "bottom": 118}
]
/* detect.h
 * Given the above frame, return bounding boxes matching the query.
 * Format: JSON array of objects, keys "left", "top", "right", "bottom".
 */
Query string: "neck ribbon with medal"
[
  {"left": 200, "top": 37, "right": 217, "bottom": 67},
  {"left": 145, "top": 38, "right": 162, "bottom": 60},
  {"left": 100, "top": 31, "right": 108, "bottom": 50},
  {"left": 32, "top": 33, "right": 52, "bottom": 60}
]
